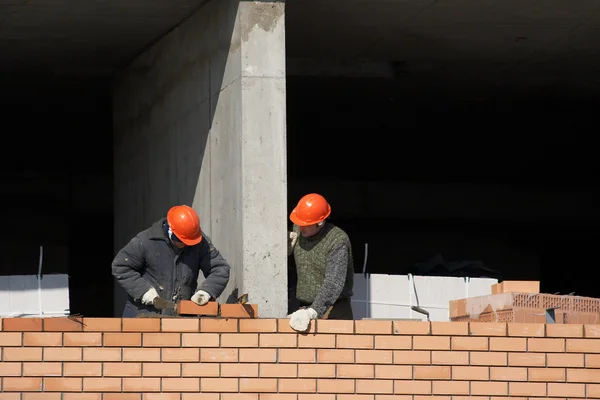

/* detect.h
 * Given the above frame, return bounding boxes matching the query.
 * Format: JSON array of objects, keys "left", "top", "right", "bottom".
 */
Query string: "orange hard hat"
[
  {"left": 166, "top": 205, "right": 203, "bottom": 246},
  {"left": 290, "top": 193, "right": 331, "bottom": 227}
]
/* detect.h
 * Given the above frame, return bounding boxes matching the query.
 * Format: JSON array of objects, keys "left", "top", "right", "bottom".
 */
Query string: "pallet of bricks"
[{"left": 449, "top": 280, "right": 600, "bottom": 324}]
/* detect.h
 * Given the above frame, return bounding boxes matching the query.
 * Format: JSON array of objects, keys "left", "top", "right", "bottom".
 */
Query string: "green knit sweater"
[{"left": 293, "top": 222, "right": 354, "bottom": 317}]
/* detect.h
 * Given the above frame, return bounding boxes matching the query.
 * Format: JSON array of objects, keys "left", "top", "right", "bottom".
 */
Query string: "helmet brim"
[{"left": 179, "top": 234, "right": 203, "bottom": 246}]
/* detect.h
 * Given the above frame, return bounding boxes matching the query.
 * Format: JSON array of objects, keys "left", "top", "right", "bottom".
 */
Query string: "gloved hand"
[
  {"left": 191, "top": 290, "right": 211, "bottom": 306},
  {"left": 288, "top": 231, "right": 298, "bottom": 255},
  {"left": 289, "top": 308, "right": 317, "bottom": 332},
  {"left": 141, "top": 287, "right": 159, "bottom": 306}
]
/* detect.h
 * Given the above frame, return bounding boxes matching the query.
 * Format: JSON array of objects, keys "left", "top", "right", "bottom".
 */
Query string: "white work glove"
[
  {"left": 289, "top": 308, "right": 318, "bottom": 332},
  {"left": 191, "top": 290, "right": 211, "bottom": 306},
  {"left": 288, "top": 231, "right": 298, "bottom": 255},
  {"left": 141, "top": 288, "right": 159, "bottom": 306}
]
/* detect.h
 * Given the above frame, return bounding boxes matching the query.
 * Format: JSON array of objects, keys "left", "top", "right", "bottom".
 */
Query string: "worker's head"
[
  {"left": 167, "top": 205, "right": 203, "bottom": 247},
  {"left": 289, "top": 193, "right": 331, "bottom": 237}
]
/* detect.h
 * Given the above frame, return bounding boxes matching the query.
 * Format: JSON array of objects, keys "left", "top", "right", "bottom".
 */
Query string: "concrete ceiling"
[
  {"left": 286, "top": 0, "right": 600, "bottom": 96},
  {"left": 1, "top": 0, "right": 599, "bottom": 96},
  {"left": 0, "top": 0, "right": 207, "bottom": 79}
]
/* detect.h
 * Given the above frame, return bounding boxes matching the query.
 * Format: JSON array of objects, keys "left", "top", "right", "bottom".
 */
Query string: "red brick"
[
  {"left": 3, "top": 347, "right": 43, "bottom": 361},
  {"left": 23, "top": 362, "right": 62, "bottom": 376},
  {"left": 2, "top": 377, "right": 43, "bottom": 391},
  {"left": 63, "top": 363, "right": 102, "bottom": 377},
  {"left": 0, "top": 332, "right": 22, "bottom": 346},
  {"left": 220, "top": 363, "right": 259, "bottom": 378},
  {"left": 104, "top": 363, "right": 142, "bottom": 377},
  {"left": 355, "top": 320, "right": 392, "bottom": 335},
  {"left": 181, "top": 333, "right": 220, "bottom": 347},
  {"left": 239, "top": 349, "right": 277, "bottom": 363},
  {"left": 431, "top": 322, "right": 468, "bottom": 336},
  {"left": 432, "top": 380, "right": 469, "bottom": 395},
  {"left": 104, "top": 333, "right": 142, "bottom": 347},
  {"left": 278, "top": 378, "right": 317, "bottom": 393},
  {"left": 339, "top": 335, "right": 373, "bottom": 349},
  {"left": 0, "top": 362, "right": 22, "bottom": 376},
  {"left": 142, "top": 333, "right": 181, "bottom": 347},
  {"left": 83, "top": 377, "right": 122, "bottom": 392},
  {"left": 3, "top": 318, "right": 43, "bottom": 331},
  {"left": 201, "top": 378, "right": 239, "bottom": 392},
  {"left": 318, "top": 379, "right": 355, "bottom": 393},
  {"left": 337, "top": 364, "right": 374, "bottom": 379},
  {"left": 122, "top": 318, "right": 161, "bottom": 332},
  {"left": 44, "top": 377, "right": 83, "bottom": 392},
  {"left": 471, "top": 381, "right": 508, "bottom": 396},
  {"left": 63, "top": 333, "right": 102, "bottom": 347},
  {"left": 451, "top": 336, "right": 488, "bottom": 351},
  {"left": 431, "top": 351, "right": 468, "bottom": 365},
  {"left": 221, "top": 333, "right": 259, "bottom": 347},
  {"left": 259, "top": 333, "right": 297, "bottom": 348},
  {"left": 162, "top": 348, "right": 200, "bottom": 362},
  {"left": 453, "top": 365, "right": 489, "bottom": 380},
  {"left": 470, "top": 322, "right": 506, "bottom": 336},
  {"left": 393, "top": 380, "right": 432, "bottom": 394},
  {"left": 356, "top": 350, "right": 392, "bottom": 364},
  {"left": 393, "top": 350, "right": 431, "bottom": 364},
  {"left": 83, "top": 318, "right": 121, "bottom": 332},
  {"left": 490, "top": 367, "right": 527, "bottom": 381},
  {"left": 585, "top": 324, "right": 600, "bottom": 338},
  {"left": 490, "top": 337, "right": 527, "bottom": 352},
  {"left": 44, "top": 317, "right": 84, "bottom": 332},
  {"left": 507, "top": 323, "right": 545, "bottom": 337},
  {"left": 392, "top": 321, "right": 430, "bottom": 335},
  {"left": 508, "top": 382, "right": 547, "bottom": 397},
  {"left": 240, "top": 319, "right": 277, "bottom": 332},
  {"left": 316, "top": 319, "right": 354, "bottom": 334},
  {"left": 528, "top": 338, "right": 565, "bottom": 352},
  {"left": 162, "top": 318, "right": 199, "bottom": 332},
  {"left": 413, "top": 336, "right": 450, "bottom": 350},
  {"left": 298, "top": 334, "right": 336, "bottom": 349},
  {"left": 200, "top": 318, "right": 238, "bottom": 332},
  {"left": 177, "top": 300, "right": 218, "bottom": 316},
  {"left": 546, "top": 324, "right": 583, "bottom": 338},
  {"left": 23, "top": 332, "right": 62, "bottom": 347},
  {"left": 162, "top": 378, "right": 200, "bottom": 392},
  {"left": 122, "top": 378, "right": 161, "bottom": 392}
]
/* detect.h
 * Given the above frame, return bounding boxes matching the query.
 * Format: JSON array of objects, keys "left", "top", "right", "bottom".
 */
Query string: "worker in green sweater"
[{"left": 287, "top": 193, "right": 354, "bottom": 331}]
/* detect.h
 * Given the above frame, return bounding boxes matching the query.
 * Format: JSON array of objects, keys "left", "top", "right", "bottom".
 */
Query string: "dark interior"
[
  {"left": 286, "top": 76, "right": 599, "bottom": 300},
  {"left": 0, "top": 78, "right": 114, "bottom": 317}
]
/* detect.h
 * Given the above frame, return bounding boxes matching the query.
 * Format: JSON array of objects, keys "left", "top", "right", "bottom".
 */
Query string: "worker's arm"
[
  {"left": 197, "top": 234, "right": 231, "bottom": 299},
  {"left": 111, "top": 236, "right": 153, "bottom": 301},
  {"left": 310, "top": 243, "right": 350, "bottom": 318}
]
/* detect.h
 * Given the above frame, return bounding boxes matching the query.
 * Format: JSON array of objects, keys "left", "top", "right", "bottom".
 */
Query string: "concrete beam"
[{"left": 112, "top": 0, "right": 288, "bottom": 318}]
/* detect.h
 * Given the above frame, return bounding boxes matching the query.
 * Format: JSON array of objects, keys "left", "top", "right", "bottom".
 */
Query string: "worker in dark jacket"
[{"left": 112, "top": 205, "right": 231, "bottom": 317}]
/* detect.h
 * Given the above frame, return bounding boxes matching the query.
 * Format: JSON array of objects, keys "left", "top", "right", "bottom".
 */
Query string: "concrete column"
[{"left": 112, "top": 0, "right": 287, "bottom": 317}]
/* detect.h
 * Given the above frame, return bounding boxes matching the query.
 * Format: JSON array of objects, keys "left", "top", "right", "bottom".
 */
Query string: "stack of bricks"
[
  {"left": 177, "top": 301, "right": 258, "bottom": 319},
  {"left": 449, "top": 281, "right": 600, "bottom": 324},
  {"left": 2, "top": 316, "right": 600, "bottom": 399}
]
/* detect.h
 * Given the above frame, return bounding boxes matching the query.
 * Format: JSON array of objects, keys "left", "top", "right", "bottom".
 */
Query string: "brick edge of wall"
[{"left": 1, "top": 317, "right": 600, "bottom": 337}]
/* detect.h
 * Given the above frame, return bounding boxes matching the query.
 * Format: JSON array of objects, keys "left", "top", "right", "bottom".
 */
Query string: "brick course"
[{"left": 1, "top": 317, "right": 600, "bottom": 399}]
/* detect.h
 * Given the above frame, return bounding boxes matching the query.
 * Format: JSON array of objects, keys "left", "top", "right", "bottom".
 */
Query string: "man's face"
[
  {"left": 299, "top": 224, "right": 320, "bottom": 237},
  {"left": 170, "top": 233, "right": 186, "bottom": 249}
]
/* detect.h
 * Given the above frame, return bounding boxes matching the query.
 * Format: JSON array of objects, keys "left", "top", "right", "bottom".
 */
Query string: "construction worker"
[
  {"left": 287, "top": 193, "right": 354, "bottom": 331},
  {"left": 112, "top": 205, "right": 231, "bottom": 317}
]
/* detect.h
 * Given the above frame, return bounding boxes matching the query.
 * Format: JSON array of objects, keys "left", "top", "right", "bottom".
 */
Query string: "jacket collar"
[{"left": 149, "top": 217, "right": 169, "bottom": 240}]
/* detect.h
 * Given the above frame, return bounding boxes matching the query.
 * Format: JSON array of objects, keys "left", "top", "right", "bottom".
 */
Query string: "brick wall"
[{"left": 1, "top": 317, "right": 600, "bottom": 399}]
